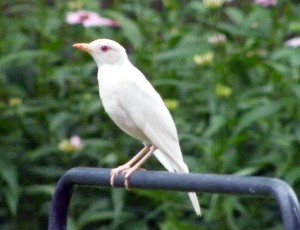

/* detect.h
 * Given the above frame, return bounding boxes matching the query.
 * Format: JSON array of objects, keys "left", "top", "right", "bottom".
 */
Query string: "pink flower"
[
  {"left": 58, "top": 135, "right": 83, "bottom": 152},
  {"left": 66, "top": 10, "right": 120, "bottom": 27},
  {"left": 208, "top": 34, "right": 226, "bottom": 45},
  {"left": 254, "top": 0, "right": 277, "bottom": 7},
  {"left": 70, "top": 135, "right": 83, "bottom": 149},
  {"left": 285, "top": 37, "right": 300, "bottom": 47}
]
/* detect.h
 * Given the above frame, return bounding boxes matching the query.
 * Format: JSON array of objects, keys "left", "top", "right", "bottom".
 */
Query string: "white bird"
[{"left": 73, "top": 39, "right": 201, "bottom": 216}]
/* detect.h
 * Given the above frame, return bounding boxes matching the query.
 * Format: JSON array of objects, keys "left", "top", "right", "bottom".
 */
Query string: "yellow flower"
[
  {"left": 246, "top": 49, "right": 267, "bottom": 57},
  {"left": 193, "top": 52, "right": 214, "bottom": 65},
  {"left": 83, "top": 93, "right": 92, "bottom": 100},
  {"left": 164, "top": 99, "right": 179, "bottom": 110},
  {"left": 203, "top": 0, "right": 224, "bottom": 9},
  {"left": 9, "top": 97, "right": 23, "bottom": 106},
  {"left": 215, "top": 83, "right": 232, "bottom": 98},
  {"left": 67, "top": 1, "right": 82, "bottom": 10},
  {"left": 58, "top": 140, "right": 74, "bottom": 152}
]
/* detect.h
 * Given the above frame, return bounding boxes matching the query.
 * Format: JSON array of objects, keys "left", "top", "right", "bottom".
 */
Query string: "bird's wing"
[
  {"left": 117, "top": 65, "right": 201, "bottom": 216},
  {"left": 117, "top": 66, "right": 188, "bottom": 172},
  {"left": 153, "top": 150, "right": 175, "bottom": 172}
]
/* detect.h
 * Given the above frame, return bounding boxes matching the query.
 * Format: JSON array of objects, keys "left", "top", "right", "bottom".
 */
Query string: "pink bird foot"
[
  {"left": 122, "top": 166, "right": 146, "bottom": 189},
  {"left": 110, "top": 145, "right": 156, "bottom": 189},
  {"left": 110, "top": 164, "right": 131, "bottom": 186},
  {"left": 110, "top": 165, "right": 145, "bottom": 189}
]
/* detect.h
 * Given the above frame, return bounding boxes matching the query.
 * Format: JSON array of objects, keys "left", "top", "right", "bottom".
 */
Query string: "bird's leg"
[
  {"left": 123, "top": 145, "right": 157, "bottom": 189},
  {"left": 110, "top": 145, "right": 151, "bottom": 186}
]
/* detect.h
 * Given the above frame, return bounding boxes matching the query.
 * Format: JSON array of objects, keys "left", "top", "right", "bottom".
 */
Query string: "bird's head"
[{"left": 73, "top": 39, "right": 128, "bottom": 66}]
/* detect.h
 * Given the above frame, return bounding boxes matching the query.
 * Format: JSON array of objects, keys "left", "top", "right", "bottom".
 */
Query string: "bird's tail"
[
  {"left": 188, "top": 192, "right": 201, "bottom": 216},
  {"left": 153, "top": 149, "right": 201, "bottom": 216}
]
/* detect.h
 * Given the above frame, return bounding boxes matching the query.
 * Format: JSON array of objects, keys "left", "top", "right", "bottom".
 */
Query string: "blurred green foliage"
[{"left": 1, "top": 0, "right": 300, "bottom": 229}]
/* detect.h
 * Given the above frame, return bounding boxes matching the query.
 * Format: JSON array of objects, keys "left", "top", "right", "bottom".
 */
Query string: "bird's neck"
[{"left": 97, "top": 62, "right": 126, "bottom": 84}]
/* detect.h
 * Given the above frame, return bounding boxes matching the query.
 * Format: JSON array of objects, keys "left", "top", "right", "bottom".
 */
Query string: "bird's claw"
[
  {"left": 123, "top": 168, "right": 135, "bottom": 189},
  {"left": 110, "top": 166, "right": 146, "bottom": 189},
  {"left": 110, "top": 171, "right": 117, "bottom": 186},
  {"left": 110, "top": 167, "right": 134, "bottom": 190},
  {"left": 123, "top": 167, "right": 146, "bottom": 189},
  {"left": 110, "top": 164, "right": 131, "bottom": 186}
]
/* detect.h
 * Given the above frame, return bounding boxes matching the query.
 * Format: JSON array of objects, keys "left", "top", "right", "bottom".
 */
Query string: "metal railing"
[{"left": 48, "top": 167, "right": 300, "bottom": 230}]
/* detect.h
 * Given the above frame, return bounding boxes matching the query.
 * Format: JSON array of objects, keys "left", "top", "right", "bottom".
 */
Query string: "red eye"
[{"left": 100, "top": 45, "right": 109, "bottom": 52}]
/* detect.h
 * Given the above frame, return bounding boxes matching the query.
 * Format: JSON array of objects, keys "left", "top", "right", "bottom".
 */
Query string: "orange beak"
[{"left": 73, "top": 43, "right": 92, "bottom": 52}]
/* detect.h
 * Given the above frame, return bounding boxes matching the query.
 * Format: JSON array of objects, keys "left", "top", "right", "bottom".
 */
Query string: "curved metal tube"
[{"left": 48, "top": 167, "right": 300, "bottom": 230}]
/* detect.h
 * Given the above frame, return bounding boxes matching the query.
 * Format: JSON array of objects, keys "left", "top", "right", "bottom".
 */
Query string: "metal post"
[{"left": 48, "top": 167, "right": 300, "bottom": 230}]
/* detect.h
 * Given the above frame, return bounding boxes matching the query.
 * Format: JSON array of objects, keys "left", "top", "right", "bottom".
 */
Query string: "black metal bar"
[{"left": 48, "top": 167, "right": 300, "bottom": 230}]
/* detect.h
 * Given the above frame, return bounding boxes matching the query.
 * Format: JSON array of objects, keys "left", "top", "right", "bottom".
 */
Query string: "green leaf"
[
  {"left": 204, "top": 115, "right": 226, "bottom": 138},
  {"left": 49, "top": 112, "right": 78, "bottom": 138},
  {"left": 112, "top": 189, "right": 125, "bottom": 228},
  {"left": 218, "top": 23, "right": 247, "bottom": 37},
  {"left": 246, "top": 8, "right": 272, "bottom": 37},
  {"left": 0, "top": 50, "right": 58, "bottom": 69},
  {"left": 77, "top": 211, "right": 130, "bottom": 229},
  {"left": 226, "top": 7, "right": 244, "bottom": 25},
  {"left": 234, "top": 102, "right": 280, "bottom": 135},
  {"left": 0, "top": 160, "right": 19, "bottom": 216},
  {"left": 154, "top": 44, "right": 208, "bottom": 61},
  {"left": 27, "top": 145, "right": 58, "bottom": 160},
  {"left": 0, "top": 161, "right": 18, "bottom": 191},
  {"left": 272, "top": 47, "right": 294, "bottom": 60},
  {"left": 26, "top": 166, "right": 65, "bottom": 178},
  {"left": 272, "top": 47, "right": 300, "bottom": 66},
  {"left": 233, "top": 167, "right": 259, "bottom": 176},
  {"left": 85, "top": 100, "right": 101, "bottom": 115},
  {"left": 285, "top": 167, "right": 300, "bottom": 185},
  {"left": 106, "top": 11, "right": 143, "bottom": 48},
  {"left": 67, "top": 217, "right": 76, "bottom": 230},
  {"left": 3, "top": 188, "right": 19, "bottom": 217},
  {"left": 24, "top": 185, "right": 55, "bottom": 196}
]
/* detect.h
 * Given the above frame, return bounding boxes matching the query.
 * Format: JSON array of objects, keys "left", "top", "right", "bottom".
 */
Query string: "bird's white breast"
[{"left": 97, "top": 64, "right": 149, "bottom": 142}]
